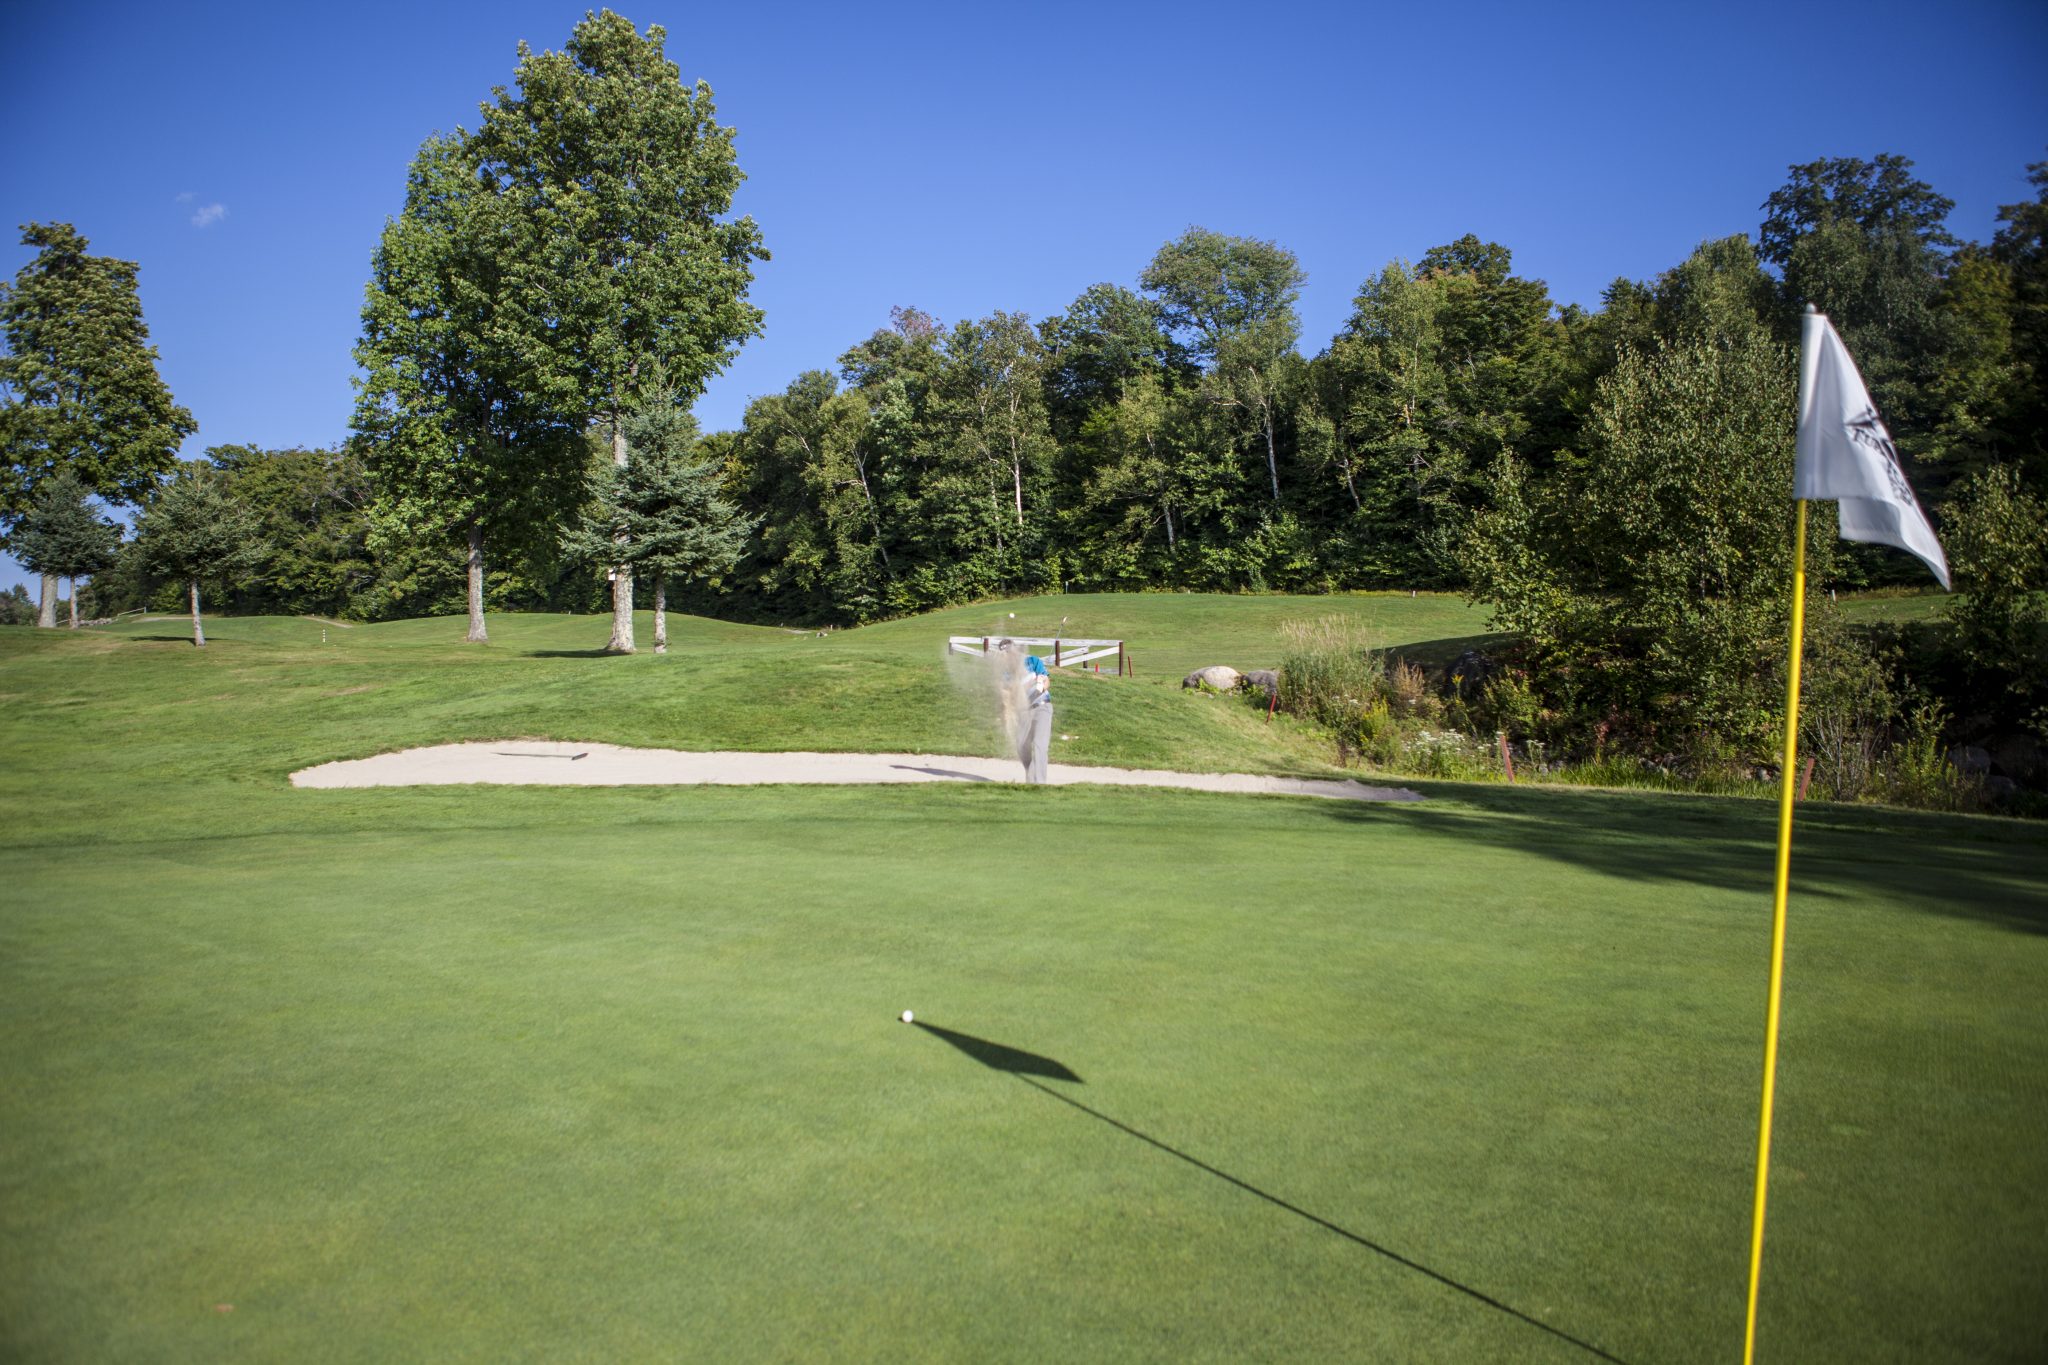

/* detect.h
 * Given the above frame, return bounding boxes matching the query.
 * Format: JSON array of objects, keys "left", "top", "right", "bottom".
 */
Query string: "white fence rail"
[{"left": 947, "top": 635, "right": 1127, "bottom": 675}]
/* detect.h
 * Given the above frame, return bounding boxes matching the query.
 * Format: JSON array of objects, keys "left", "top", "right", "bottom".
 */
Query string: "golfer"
[{"left": 1019, "top": 650, "right": 1052, "bottom": 784}]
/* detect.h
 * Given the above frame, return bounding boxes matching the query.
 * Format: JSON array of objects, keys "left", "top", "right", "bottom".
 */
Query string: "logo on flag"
[{"left": 1795, "top": 311, "right": 1950, "bottom": 589}]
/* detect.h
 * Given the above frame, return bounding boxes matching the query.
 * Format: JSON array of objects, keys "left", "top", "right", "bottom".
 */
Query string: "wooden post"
[
  {"left": 1119, "top": 641, "right": 1125, "bottom": 677},
  {"left": 1055, "top": 639, "right": 1062, "bottom": 668},
  {"left": 1498, "top": 733, "right": 1516, "bottom": 783},
  {"left": 1797, "top": 754, "right": 1816, "bottom": 802}
]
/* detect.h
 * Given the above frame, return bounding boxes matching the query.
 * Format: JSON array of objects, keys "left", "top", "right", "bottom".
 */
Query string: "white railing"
[{"left": 947, "top": 635, "right": 1126, "bottom": 674}]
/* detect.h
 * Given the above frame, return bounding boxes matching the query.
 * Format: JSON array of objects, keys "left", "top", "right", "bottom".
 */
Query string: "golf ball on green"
[{"left": 900, "top": 1010, "right": 914, "bottom": 1023}]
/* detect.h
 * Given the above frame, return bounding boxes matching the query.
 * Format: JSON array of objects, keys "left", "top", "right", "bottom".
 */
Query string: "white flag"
[{"left": 1795, "top": 310, "right": 1950, "bottom": 589}]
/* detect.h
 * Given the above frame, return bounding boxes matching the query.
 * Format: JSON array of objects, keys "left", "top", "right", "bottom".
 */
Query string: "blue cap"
[{"left": 1024, "top": 654, "right": 1048, "bottom": 676}]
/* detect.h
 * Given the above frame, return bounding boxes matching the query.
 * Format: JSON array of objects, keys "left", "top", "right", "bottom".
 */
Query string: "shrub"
[
  {"left": 1478, "top": 667, "right": 1542, "bottom": 741},
  {"left": 1799, "top": 605, "right": 1900, "bottom": 802},
  {"left": 1405, "top": 729, "right": 1497, "bottom": 780},
  {"left": 1386, "top": 657, "right": 1433, "bottom": 718},
  {"left": 1277, "top": 615, "right": 1386, "bottom": 743},
  {"left": 1874, "top": 703, "right": 1982, "bottom": 812}
]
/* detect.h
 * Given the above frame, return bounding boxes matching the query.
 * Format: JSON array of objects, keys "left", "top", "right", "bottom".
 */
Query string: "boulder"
[
  {"left": 1989, "top": 733, "right": 2044, "bottom": 782},
  {"left": 1946, "top": 744, "right": 1993, "bottom": 776},
  {"left": 1444, "top": 649, "right": 1496, "bottom": 697},
  {"left": 1182, "top": 665, "right": 1243, "bottom": 693},
  {"left": 1241, "top": 669, "right": 1279, "bottom": 699}
]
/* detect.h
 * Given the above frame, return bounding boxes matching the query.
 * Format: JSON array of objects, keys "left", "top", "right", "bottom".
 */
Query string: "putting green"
[{"left": 1, "top": 599, "right": 2040, "bottom": 1362}]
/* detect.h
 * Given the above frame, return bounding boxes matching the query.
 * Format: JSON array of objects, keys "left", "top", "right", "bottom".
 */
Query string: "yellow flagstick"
[{"left": 1744, "top": 498, "right": 1810, "bottom": 1364}]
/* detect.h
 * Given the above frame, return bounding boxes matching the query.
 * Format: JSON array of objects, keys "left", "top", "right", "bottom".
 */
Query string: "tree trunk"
[
  {"left": 653, "top": 573, "right": 667, "bottom": 655},
  {"left": 1263, "top": 402, "right": 1281, "bottom": 504},
  {"left": 189, "top": 579, "right": 205, "bottom": 647},
  {"left": 606, "top": 416, "right": 635, "bottom": 653},
  {"left": 1164, "top": 500, "right": 1176, "bottom": 548},
  {"left": 1009, "top": 391, "right": 1026, "bottom": 526},
  {"left": 37, "top": 573, "right": 56, "bottom": 628},
  {"left": 853, "top": 447, "right": 891, "bottom": 572},
  {"left": 67, "top": 578, "right": 78, "bottom": 629},
  {"left": 465, "top": 521, "right": 488, "bottom": 643}
]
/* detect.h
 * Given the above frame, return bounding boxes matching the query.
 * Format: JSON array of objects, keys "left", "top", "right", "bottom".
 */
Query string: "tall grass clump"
[{"left": 1276, "top": 615, "right": 1387, "bottom": 760}]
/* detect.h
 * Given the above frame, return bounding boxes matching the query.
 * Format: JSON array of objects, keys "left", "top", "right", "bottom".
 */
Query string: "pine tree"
[
  {"left": 561, "top": 398, "right": 753, "bottom": 654},
  {"left": 1, "top": 223, "right": 194, "bottom": 626},
  {"left": 10, "top": 470, "right": 121, "bottom": 627}
]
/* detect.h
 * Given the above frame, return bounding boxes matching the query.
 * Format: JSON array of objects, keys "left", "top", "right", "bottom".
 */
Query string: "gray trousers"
[{"left": 1020, "top": 705, "right": 1052, "bottom": 784}]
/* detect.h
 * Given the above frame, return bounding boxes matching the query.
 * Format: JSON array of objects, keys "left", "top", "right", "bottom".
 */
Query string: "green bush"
[
  {"left": 1799, "top": 604, "right": 1900, "bottom": 802},
  {"left": 1875, "top": 703, "right": 1982, "bottom": 812}
]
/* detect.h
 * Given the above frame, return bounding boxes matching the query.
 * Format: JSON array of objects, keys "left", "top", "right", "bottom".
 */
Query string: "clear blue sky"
[{"left": 3, "top": 0, "right": 2044, "bottom": 592}]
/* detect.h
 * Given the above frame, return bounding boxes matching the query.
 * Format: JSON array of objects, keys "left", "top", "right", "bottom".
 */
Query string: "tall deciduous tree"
[
  {"left": 1988, "top": 157, "right": 2048, "bottom": 482},
  {"left": 0, "top": 222, "right": 194, "bottom": 626},
  {"left": 561, "top": 394, "right": 752, "bottom": 653},
  {"left": 1465, "top": 333, "right": 1819, "bottom": 761},
  {"left": 475, "top": 9, "right": 767, "bottom": 652},
  {"left": 1941, "top": 465, "right": 2047, "bottom": 719},
  {"left": 207, "top": 444, "right": 377, "bottom": 619},
  {"left": 1321, "top": 238, "right": 1560, "bottom": 583},
  {"left": 1141, "top": 228, "right": 1306, "bottom": 504},
  {"left": 10, "top": 468, "right": 121, "bottom": 627},
  {"left": 1759, "top": 155, "right": 1958, "bottom": 442},
  {"left": 355, "top": 133, "right": 584, "bottom": 644},
  {"left": 132, "top": 463, "right": 267, "bottom": 647}
]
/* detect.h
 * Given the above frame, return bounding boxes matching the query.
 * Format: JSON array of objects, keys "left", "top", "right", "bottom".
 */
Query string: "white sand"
[{"left": 290, "top": 740, "right": 1422, "bottom": 803}]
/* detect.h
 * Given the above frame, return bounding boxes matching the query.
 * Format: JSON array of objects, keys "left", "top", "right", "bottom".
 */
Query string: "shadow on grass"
[
  {"left": 915, "top": 1022, "right": 1628, "bottom": 1364},
  {"left": 912, "top": 1022, "right": 1082, "bottom": 1080},
  {"left": 891, "top": 764, "right": 994, "bottom": 783},
  {"left": 1313, "top": 781, "right": 2048, "bottom": 936},
  {"left": 525, "top": 648, "right": 623, "bottom": 659},
  {"left": 1383, "top": 632, "right": 1512, "bottom": 674}
]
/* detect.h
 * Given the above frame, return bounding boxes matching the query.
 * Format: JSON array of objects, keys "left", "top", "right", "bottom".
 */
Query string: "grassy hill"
[{"left": 2, "top": 591, "right": 2041, "bottom": 1363}]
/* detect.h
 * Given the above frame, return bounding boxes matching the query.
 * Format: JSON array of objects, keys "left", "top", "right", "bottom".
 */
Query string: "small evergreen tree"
[
  {"left": 10, "top": 470, "right": 122, "bottom": 627},
  {"left": 132, "top": 465, "right": 267, "bottom": 646},
  {"left": 561, "top": 399, "right": 754, "bottom": 654}
]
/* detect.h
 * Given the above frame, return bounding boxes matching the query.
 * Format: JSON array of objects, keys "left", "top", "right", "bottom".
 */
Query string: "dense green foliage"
[
  {"left": 9, "top": 469, "right": 120, "bottom": 626},
  {"left": 2, "top": 604, "right": 2043, "bottom": 1361},
  {"left": 0, "top": 223, "right": 194, "bottom": 519},
  {"left": 560, "top": 398, "right": 753, "bottom": 652},
  {"left": 354, "top": 131, "right": 587, "bottom": 643},
  {"left": 1, "top": 221, "right": 192, "bottom": 625},
  {"left": 471, "top": 9, "right": 767, "bottom": 650},
  {"left": 711, "top": 159, "right": 2041, "bottom": 641},
  {"left": 130, "top": 463, "right": 268, "bottom": 645},
  {"left": 1465, "top": 333, "right": 1816, "bottom": 762}
]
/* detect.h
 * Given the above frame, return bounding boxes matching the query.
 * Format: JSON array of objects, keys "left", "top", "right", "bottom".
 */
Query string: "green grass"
[{"left": 3, "top": 595, "right": 2044, "bottom": 1363}]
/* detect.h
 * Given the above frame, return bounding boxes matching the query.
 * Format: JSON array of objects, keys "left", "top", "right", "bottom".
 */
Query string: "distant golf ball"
[{"left": 900, "top": 1010, "right": 915, "bottom": 1023}]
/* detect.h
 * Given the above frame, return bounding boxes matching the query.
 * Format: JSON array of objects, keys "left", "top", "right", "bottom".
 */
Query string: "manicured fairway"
[{"left": 2, "top": 598, "right": 2043, "bottom": 1362}]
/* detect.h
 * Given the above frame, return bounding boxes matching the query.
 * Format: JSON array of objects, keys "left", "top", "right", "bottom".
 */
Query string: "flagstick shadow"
[{"left": 1010, "top": 1072, "right": 1631, "bottom": 1365}]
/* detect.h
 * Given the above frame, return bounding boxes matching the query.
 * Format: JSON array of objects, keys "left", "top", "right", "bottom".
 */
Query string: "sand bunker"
[{"left": 290, "top": 741, "right": 1422, "bottom": 803}]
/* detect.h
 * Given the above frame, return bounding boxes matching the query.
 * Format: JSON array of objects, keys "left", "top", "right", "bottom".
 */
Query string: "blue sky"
[{"left": 3, "top": 0, "right": 2044, "bottom": 592}]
